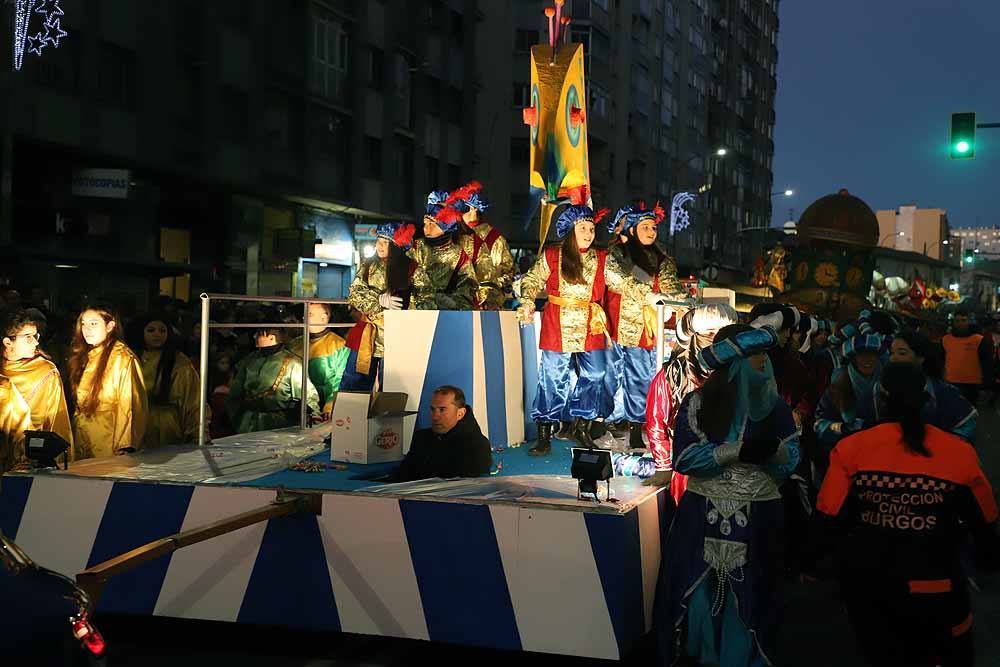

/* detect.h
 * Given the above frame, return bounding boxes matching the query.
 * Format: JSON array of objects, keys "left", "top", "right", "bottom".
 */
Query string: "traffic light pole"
[{"left": 978, "top": 123, "right": 1000, "bottom": 129}]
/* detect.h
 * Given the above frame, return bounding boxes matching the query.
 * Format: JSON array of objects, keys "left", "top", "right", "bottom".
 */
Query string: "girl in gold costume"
[
  {"left": 0, "top": 373, "right": 30, "bottom": 475},
  {"left": 68, "top": 306, "right": 147, "bottom": 459},
  {"left": 1, "top": 309, "right": 73, "bottom": 451},
  {"left": 134, "top": 314, "right": 202, "bottom": 447}
]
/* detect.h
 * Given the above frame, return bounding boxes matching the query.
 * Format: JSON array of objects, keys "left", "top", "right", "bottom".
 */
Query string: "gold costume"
[
  {"left": 458, "top": 232, "right": 500, "bottom": 310},
  {"left": 0, "top": 375, "right": 31, "bottom": 475},
  {"left": 3, "top": 355, "right": 73, "bottom": 449},
  {"left": 469, "top": 223, "right": 515, "bottom": 310},
  {"left": 607, "top": 244, "right": 685, "bottom": 347},
  {"left": 73, "top": 341, "right": 148, "bottom": 460},
  {"left": 520, "top": 247, "right": 651, "bottom": 352},
  {"left": 140, "top": 349, "right": 202, "bottom": 447},
  {"left": 408, "top": 237, "right": 478, "bottom": 310},
  {"left": 347, "top": 259, "right": 417, "bottom": 359}
]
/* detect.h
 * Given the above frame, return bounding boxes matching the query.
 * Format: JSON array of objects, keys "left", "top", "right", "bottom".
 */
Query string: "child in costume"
[
  {"left": 343, "top": 222, "right": 419, "bottom": 391},
  {"left": 517, "top": 190, "right": 655, "bottom": 455}
]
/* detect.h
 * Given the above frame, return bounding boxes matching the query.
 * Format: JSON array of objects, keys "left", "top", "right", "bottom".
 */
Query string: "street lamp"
[
  {"left": 879, "top": 231, "right": 905, "bottom": 246},
  {"left": 771, "top": 189, "right": 794, "bottom": 197},
  {"left": 715, "top": 148, "right": 728, "bottom": 156}
]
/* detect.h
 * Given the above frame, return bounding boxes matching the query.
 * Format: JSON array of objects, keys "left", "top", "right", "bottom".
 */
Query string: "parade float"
[{"left": 0, "top": 4, "right": 669, "bottom": 660}]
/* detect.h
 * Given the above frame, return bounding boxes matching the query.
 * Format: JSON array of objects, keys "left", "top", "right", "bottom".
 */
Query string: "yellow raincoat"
[
  {"left": 140, "top": 349, "right": 202, "bottom": 447},
  {"left": 73, "top": 341, "right": 148, "bottom": 460},
  {"left": 0, "top": 375, "right": 31, "bottom": 475},
  {"left": 3, "top": 355, "right": 73, "bottom": 451}
]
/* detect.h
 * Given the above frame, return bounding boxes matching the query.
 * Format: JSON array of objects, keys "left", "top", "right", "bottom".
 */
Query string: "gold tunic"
[
  {"left": 73, "top": 341, "right": 148, "bottom": 460},
  {"left": 471, "top": 222, "right": 515, "bottom": 310},
  {"left": 140, "top": 349, "right": 202, "bottom": 447},
  {"left": 608, "top": 244, "right": 686, "bottom": 348},
  {"left": 347, "top": 258, "right": 417, "bottom": 358},
  {"left": 520, "top": 247, "right": 652, "bottom": 352},
  {"left": 408, "top": 238, "right": 478, "bottom": 310},
  {"left": 458, "top": 232, "right": 500, "bottom": 310},
  {"left": 0, "top": 375, "right": 31, "bottom": 475},
  {"left": 3, "top": 355, "right": 73, "bottom": 450}
]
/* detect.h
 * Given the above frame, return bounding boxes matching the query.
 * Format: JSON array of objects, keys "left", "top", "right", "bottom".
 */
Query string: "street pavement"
[{"left": 97, "top": 406, "right": 1000, "bottom": 666}]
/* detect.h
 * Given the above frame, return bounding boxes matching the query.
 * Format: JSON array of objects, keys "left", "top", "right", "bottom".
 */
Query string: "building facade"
[
  {"left": 476, "top": 0, "right": 780, "bottom": 274},
  {"left": 952, "top": 226, "right": 1000, "bottom": 259},
  {"left": 876, "top": 205, "right": 956, "bottom": 264},
  {"left": 0, "top": 0, "right": 482, "bottom": 309}
]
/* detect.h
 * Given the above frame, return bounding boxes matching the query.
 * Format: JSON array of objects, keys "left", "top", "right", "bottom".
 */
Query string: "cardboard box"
[{"left": 330, "top": 392, "right": 415, "bottom": 464}]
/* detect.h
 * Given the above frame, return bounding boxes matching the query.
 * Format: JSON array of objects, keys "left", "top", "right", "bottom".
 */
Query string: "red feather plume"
[
  {"left": 593, "top": 207, "right": 610, "bottom": 225},
  {"left": 434, "top": 206, "right": 464, "bottom": 224},
  {"left": 444, "top": 180, "right": 482, "bottom": 207},
  {"left": 653, "top": 201, "right": 666, "bottom": 225},
  {"left": 393, "top": 223, "right": 416, "bottom": 248},
  {"left": 565, "top": 184, "right": 590, "bottom": 205}
]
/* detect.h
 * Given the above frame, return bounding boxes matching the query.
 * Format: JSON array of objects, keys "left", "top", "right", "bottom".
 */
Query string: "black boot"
[
  {"left": 589, "top": 420, "right": 609, "bottom": 439},
  {"left": 571, "top": 417, "right": 596, "bottom": 449},
  {"left": 529, "top": 422, "right": 553, "bottom": 456},
  {"left": 554, "top": 421, "right": 573, "bottom": 439},
  {"left": 629, "top": 422, "right": 646, "bottom": 449}
]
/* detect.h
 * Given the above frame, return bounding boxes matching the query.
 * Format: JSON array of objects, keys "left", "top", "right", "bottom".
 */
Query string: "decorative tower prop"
[{"left": 522, "top": 0, "right": 591, "bottom": 249}]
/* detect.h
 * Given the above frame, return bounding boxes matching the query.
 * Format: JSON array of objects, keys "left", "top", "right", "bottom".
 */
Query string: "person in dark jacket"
[
  {"left": 392, "top": 385, "right": 492, "bottom": 482},
  {"left": 810, "top": 363, "right": 999, "bottom": 667}
]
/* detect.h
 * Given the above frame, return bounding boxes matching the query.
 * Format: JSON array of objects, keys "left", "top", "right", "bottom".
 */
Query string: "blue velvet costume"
[
  {"left": 654, "top": 327, "right": 799, "bottom": 667},
  {"left": 925, "top": 377, "right": 977, "bottom": 443}
]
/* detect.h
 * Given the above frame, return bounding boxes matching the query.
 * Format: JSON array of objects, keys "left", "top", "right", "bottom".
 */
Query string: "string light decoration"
[
  {"left": 12, "top": 0, "right": 67, "bottom": 71},
  {"left": 670, "top": 191, "right": 698, "bottom": 236}
]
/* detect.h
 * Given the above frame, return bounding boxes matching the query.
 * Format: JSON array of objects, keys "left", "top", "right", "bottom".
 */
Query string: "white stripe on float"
[
  {"left": 637, "top": 491, "right": 664, "bottom": 633},
  {"left": 14, "top": 476, "right": 114, "bottom": 578},
  {"left": 472, "top": 313, "right": 489, "bottom": 439},
  {"left": 383, "top": 310, "right": 439, "bottom": 453},
  {"left": 500, "top": 311, "right": 526, "bottom": 444},
  {"left": 318, "top": 495, "right": 429, "bottom": 640},
  {"left": 490, "top": 505, "right": 619, "bottom": 660},
  {"left": 153, "top": 486, "right": 274, "bottom": 622}
]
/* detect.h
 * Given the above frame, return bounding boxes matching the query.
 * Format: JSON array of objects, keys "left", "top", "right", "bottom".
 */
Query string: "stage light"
[{"left": 571, "top": 447, "right": 612, "bottom": 500}]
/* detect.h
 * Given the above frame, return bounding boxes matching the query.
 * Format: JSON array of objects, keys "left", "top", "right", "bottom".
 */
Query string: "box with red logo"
[{"left": 329, "top": 391, "right": 415, "bottom": 464}]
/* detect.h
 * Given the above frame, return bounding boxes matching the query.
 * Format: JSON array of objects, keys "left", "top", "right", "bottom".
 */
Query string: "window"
[
  {"left": 631, "top": 63, "right": 651, "bottom": 115},
  {"left": 689, "top": 26, "right": 707, "bottom": 56},
  {"left": 396, "top": 138, "right": 414, "bottom": 208},
  {"left": 393, "top": 52, "right": 413, "bottom": 127},
  {"left": 33, "top": 30, "right": 82, "bottom": 93},
  {"left": 450, "top": 11, "right": 463, "bottom": 40},
  {"left": 264, "top": 92, "right": 291, "bottom": 150},
  {"left": 312, "top": 14, "right": 349, "bottom": 99},
  {"left": 513, "top": 81, "right": 530, "bottom": 108},
  {"left": 591, "top": 29, "right": 611, "bottom": 64},
  {"left": 425, "top": 156, "right": 439, "bottom": 185},
  {"left": 590, "top": 83, "right": 610, "bottom": 119},
  {"left": 367, "top": 47, "right": 384, "bottom": 88},
  {"left": 447, "top": 163, "right": 460, "bottom": 187},
  {"left": 593, "top": 0, "right": 609, "bottom": 10},
  {"left": 444, "top": 87, "right": 462, "bottom": 124},
  {"left": 98, "top": 42, "right": 137, "bottom": 110},
  {"left": 662, "top": 45, "right": 676, "bottom": 81},
  {"left": 572, "top": 0, "right": 592, "bottom": 19},
  {"left": 309, "top": 107, "right": 349, "bottom": 161},
  {"left": 220, "top": 87, "right": 249, "bottom": 143},
  {"left": 365, "top": 137, "right": 382, "bottom": 179}
]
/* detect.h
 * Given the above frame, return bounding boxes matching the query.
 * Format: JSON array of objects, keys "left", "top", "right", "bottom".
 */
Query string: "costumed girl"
[
  {"left": 889, "top": 327, "right": 977, "bottom": 443},
  {"left": 0, "top": 373, "right": 30, "bottom": 475},
  {"left": 813, "top": 332, "right": 885, "bottom": 483},
  {"left": 517, "top": 190, "right": 655, "bottom": 455},
  {"left": 1, "top": 309, "right": 73, "bottom": 450},
  {"left": 604, "top": 201, "right": 685, "bottom": 448},
  {"left": 225, "top": 312, "right": 320, "bottom": 434},
  {"left": 655, "top": 323, "right": 799, "bottom": 667},
  {"left": 409, "top": 191, "right": 478, "bottom": 310},
  {"left": 69, "top": 305, "right": 148, "bottom": 460},
  {"left": 445, "top": 181, "right": 510, "bottom": 310},
  {"left": 134, "top": 313, "right": 202, "bottom": 447},
  {"left": 290, "top": 302, "right": 350, "bottom": 418},
  {"left": 643, "top": 304, "right": 739, "bottom": 502},
  {"left": 343, "top": 222, "right": 418, "bottom": 391}
]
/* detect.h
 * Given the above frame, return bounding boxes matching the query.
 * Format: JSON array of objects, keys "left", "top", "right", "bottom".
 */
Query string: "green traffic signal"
[
  {"left": 950, "top": 112, "right": 976, "bottom": 159},
  {"left": 964, "top": 248, "right": 975, "bottom": 264}
]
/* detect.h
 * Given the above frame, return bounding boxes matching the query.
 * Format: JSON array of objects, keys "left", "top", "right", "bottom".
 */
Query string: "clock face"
[
  {"left": 845, "top": 267, "right": 864, "bottom": 289},
  {"left": 794, "top": 262, "right": 810, "bottom": 283},
  {"left": 814, "top": 262, "right": 840, "bottom": 287}
]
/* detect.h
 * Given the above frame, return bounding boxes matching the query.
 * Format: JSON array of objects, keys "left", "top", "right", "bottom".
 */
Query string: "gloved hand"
[
  {"left": 378, "top": 293, "right": 403, "bottom": 310},
  {"left": 436, "top": 294, "right": 459, "bottom": 310},
  {"left": 517, "top": 302, "right": 536, "bottom": 324},
  {"left": 739, "top": 436, "right": 780, "bottom": 464}
]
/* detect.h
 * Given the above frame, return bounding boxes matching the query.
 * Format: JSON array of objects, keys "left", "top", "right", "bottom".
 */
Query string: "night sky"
[{"left": 771, "top": 1, "right": 1000, "bottom": 229}]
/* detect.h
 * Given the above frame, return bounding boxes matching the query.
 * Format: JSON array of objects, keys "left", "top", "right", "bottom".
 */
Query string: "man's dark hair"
[{"left": 433, "top": 385, "right": 467, "bottom": 409}]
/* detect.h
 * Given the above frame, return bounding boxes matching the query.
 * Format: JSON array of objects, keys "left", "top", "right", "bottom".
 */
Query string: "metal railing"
[{"left": 198, "top": 293, "right": 352, "bottom": 446}]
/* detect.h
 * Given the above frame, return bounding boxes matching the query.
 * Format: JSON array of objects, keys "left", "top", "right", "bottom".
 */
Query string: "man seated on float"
[
  {"left": 225, "top": 311, "right": 321, "bottom": 434},
  {"left": 391, "top": 385, "right": 492, "bottom": 483},
  {"left": 407, "top": 191, "right": 479, "bottom": 310}
]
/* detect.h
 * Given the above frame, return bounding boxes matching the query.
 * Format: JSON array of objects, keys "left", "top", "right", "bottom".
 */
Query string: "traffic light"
[
  {"left": 950, "top": 112, "right": 976, "bottom": 159},
  {"left": 964, "top": 248, "right": 975, "bottom": 264}
]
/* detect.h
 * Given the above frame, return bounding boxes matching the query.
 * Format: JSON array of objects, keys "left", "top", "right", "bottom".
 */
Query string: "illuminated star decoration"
[
  {"left": 12, "top": 0, "right": 66, "bottom": 70},
  {"left": 669, "top": 191, "right": 698, "bottom": 236}
]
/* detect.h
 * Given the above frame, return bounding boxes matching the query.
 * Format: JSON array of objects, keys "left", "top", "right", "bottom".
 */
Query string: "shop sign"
[{"left": 71, "top": 169, "right": 130, "bottom": 199}]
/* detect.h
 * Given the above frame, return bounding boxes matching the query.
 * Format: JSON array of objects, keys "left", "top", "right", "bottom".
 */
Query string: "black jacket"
[{"left": 392, "top": 409, "right": 493, "bottom": 483}]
